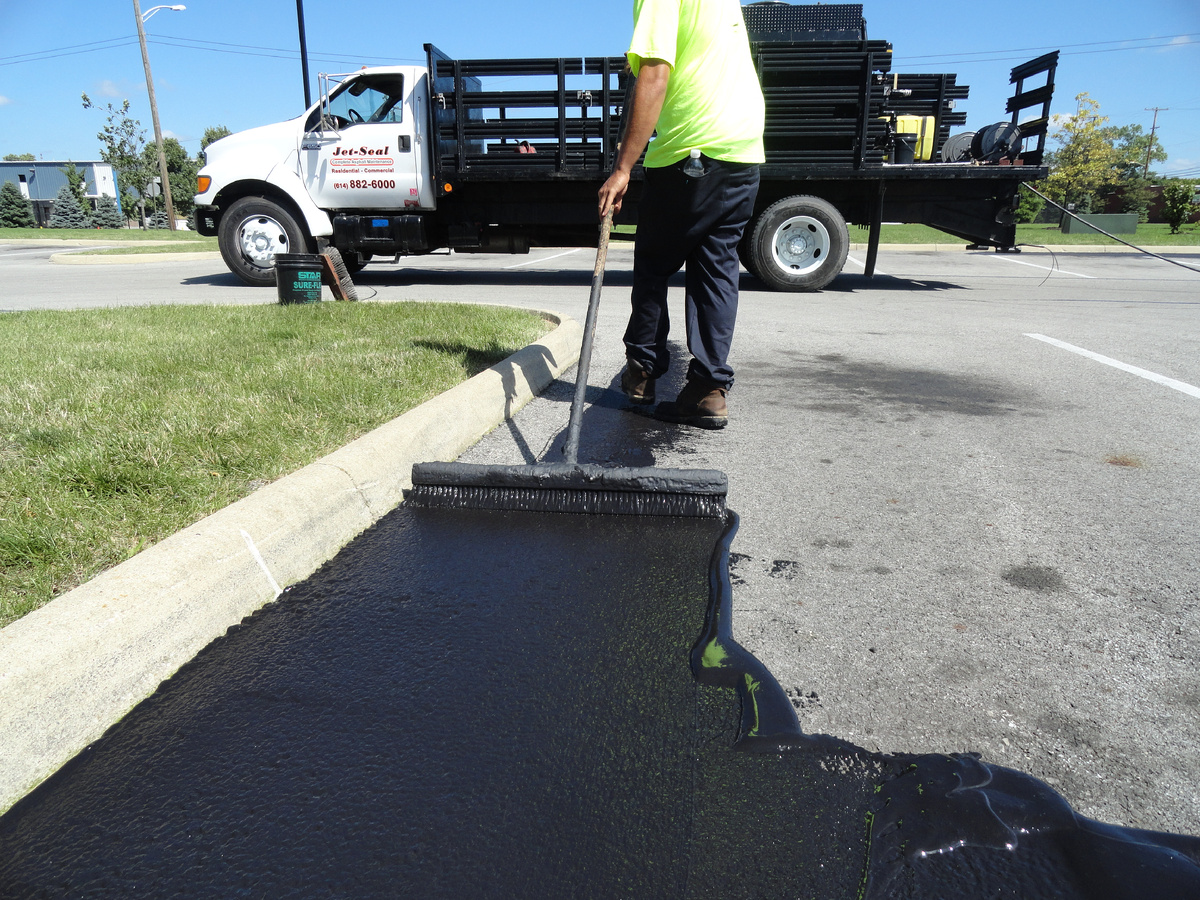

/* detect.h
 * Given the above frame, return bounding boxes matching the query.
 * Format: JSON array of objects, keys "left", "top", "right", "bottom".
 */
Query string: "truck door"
[{"left": 299, "top": 72, "right": 432, "bottom": 212}]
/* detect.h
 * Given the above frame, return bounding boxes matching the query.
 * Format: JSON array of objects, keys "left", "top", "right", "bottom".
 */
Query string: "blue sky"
[{"left": 2, "top": 0, "right": 1198, "bottom": 177}]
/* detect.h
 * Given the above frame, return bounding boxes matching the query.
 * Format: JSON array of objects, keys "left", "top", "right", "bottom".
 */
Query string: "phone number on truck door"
[{"left": 333, "top": 180, "right": 396, "bottom": 190}]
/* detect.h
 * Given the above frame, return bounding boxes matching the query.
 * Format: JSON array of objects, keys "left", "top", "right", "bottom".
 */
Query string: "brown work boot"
[
  {"left": 620, "top": 360, "right": 656, "bottom": 405},
  {"left": 655, "top": 379, "right": 728, "bottom": 429}
]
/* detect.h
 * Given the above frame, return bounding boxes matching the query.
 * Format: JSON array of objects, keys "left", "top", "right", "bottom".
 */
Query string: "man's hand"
[
  {"left": 598, "top": 169, "right": 631, "bottom": 219},
  {"left": 597, "top": 59, "right": 670, "bottom": 220}
]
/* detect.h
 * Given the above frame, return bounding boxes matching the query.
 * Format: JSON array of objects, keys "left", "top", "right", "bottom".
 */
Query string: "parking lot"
[{"left": 5, "top": 240, "right": 1199, "bottom": 836}]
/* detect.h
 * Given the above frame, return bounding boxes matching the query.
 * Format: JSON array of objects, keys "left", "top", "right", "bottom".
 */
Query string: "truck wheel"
[
  {"left": 749, "top": 195, "right": 848, "bottom": 292},
  {"left": 219, "top": 196, "right": 311, "bottom": 287}
]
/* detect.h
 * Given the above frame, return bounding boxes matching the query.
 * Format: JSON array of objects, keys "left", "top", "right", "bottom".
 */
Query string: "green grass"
[
  {"left": 81, "top": 239, "right": 219, "bottom": 255},
  {"left": 0, "top": 227, "right": 213, "bottom": 242},
  {"left": 1013, "top": 223, "right": 1200, "bottom": 246},
  {"left": 0, "top": 301, "right": 550, "bottom": 626},
  {"left": 849, "top": 222, "right": 1200, "bottom": 246}
]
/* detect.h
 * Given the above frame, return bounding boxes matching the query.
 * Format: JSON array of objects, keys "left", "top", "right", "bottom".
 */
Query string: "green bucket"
[{"left": 274, "top": 253, "right": 323, "bottom": 304}]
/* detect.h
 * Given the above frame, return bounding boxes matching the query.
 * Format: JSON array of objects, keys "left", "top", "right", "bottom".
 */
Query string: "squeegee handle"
[{"left": 563, "top": 210, "right": 612, "bottom": 465}]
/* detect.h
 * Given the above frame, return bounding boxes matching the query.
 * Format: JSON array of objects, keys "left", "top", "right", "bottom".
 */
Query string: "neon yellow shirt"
[{"left": 627, "top": 0, "right": 765, "bottom": 168}]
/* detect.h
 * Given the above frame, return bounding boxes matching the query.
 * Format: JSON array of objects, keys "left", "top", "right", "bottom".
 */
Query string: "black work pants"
[{"left": 624, "top": 156, "right": 759, "bottom": 391}]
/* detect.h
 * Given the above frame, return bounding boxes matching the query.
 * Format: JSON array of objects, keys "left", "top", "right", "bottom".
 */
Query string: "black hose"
[{"left": 1019, "top": 183, "right": 1200, "bottom": 275}]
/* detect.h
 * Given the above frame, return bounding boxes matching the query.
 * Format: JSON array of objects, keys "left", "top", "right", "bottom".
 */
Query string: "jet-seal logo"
[
  {"left": 330, "top": 145, "right": 395, "bottom": 170},
  {"left": 332, "top": 146, "right": 391, "bottom": 157}
]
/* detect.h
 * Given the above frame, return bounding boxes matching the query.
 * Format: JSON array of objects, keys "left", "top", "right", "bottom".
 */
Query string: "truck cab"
[{"left": 194, "top": 65, "right": 433, "bottom": 286}]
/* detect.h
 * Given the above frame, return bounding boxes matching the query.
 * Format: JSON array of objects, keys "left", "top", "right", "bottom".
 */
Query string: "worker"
[{"left": 598, "top": 0, "right": 764, "bottom": 429}]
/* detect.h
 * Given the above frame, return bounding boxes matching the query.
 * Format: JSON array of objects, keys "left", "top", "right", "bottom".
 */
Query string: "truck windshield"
[{"left": 311, "top": 75, "right": 405, "bottom": 129}]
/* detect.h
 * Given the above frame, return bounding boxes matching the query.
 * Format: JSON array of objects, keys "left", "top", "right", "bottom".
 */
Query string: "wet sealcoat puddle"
[{"left": 1, "top": 507, "right": 1197, "bottom": 898}]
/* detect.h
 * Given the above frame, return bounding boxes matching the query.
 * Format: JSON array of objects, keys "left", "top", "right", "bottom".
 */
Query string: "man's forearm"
[
  {"left": 598, "top": 60, "right": 670, "bottom": 217},
  {"left": 614, "top": 61, "right": 670, "bottom": 174}
]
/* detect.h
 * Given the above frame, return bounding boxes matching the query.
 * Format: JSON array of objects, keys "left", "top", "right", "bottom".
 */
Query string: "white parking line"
[
  {"left": 1025, "top": 333, "right": 1200, "bottom": 399},
  {"left": 846, "top": 255, "right": 887, "bottom": 275},
  {"left": 991, "top": 255, "right": 1095, "bottom": 279},
  {"left": 503, "top": 248, "right": 582, "bottom": 269}
]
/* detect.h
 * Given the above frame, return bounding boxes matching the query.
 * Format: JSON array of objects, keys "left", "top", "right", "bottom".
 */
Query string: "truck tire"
[
  {"left": 748, "top": 195, "right": 849, "bottom": 292},
  {"left": 219, "top": 196, "right": 311, "bottom": 287}
]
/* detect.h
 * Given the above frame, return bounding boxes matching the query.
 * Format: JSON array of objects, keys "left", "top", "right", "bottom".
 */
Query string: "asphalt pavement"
[{"left": 3, "top": 240, "right": 1199, "bottom": 838}]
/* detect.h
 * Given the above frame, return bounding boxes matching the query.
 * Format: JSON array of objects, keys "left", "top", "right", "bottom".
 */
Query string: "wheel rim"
[
  {"left": 237, "top": 214, "right": 290, "bottom": 268},
  {"left": 770, "top": 215, "right": 830, "bottom": 276}
]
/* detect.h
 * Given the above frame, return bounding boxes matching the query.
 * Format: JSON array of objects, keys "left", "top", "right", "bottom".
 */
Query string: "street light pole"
[{"left": 132, "top": 1, "right": 185, "bottom": 231}]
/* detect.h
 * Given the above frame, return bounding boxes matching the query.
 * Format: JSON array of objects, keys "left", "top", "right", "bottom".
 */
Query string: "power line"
[
  {"left": 0, "top": 39, "right": 141, "bottom": 67},
  {"left": 148, "top": 36, "right": 422, "bottom": 67},
  {"left": 10, "top": 28, "right": 1196, "bottom": 70},
  {"left": 0, "top": 32, "right": 423, "bottom": 69},
  {"left": 894, "top": 38, "right": 1198, "bottom": 69},
  {"left": 898, "top": 32, "right": 1199, "bottom": 62},
  {"left": 0, "top": 36, "right": 135, "bottom": 62}
]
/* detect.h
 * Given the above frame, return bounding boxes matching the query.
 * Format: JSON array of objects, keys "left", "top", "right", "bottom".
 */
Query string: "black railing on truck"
[{"left": 426, "top": 43, "right": 626, "bottom": 182}]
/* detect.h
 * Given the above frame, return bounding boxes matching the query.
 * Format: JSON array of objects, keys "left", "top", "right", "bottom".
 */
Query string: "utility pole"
[
  {"left": 133, "top": 1, "right": 184, "bottom": 231},
  {"left": 1144, "top": 107, "right": 1168, "bottom": 178}
]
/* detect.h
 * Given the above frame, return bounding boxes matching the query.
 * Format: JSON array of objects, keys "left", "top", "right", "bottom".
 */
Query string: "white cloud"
[
  {"left": 0, "top": 95, "right": 10, "bottom": 106},
  {"left": 97, "top": 80, "right": 124, "bottom": 98}
]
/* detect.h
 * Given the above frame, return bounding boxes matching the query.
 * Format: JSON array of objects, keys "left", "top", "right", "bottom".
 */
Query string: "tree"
[
  {"left": 82, "top": 93, "right": 153, "bottom": 225},
  {"left": 1043, "top": 93, "right": 1117, "bottom": 213},
  {"left": 0, "top": 180, "right": 36, "bottom": 227},
  {"left": 1113, "top": 175, "right": 1154, "bottom": 223},
  {"left": 59, "top": 161, "right": 91, "bottom": 210},
  {"left": 3, "top": 153, "right": 36, "bottom": 162},
  {"left": 201, "top": 125, "right": 232, "bottom": 153},
  {"left": 140, "top": 137, "right": 199, "bottom": 219},
  {"left": 1161, "top": 181, "right": 1198, "bottom": 234},
  {"left": 1107, "top": 124, "right": 1167, "bottom": 180},
  {"left": 1014, "top": 185, "right": 1045, "bottom": 224},
  {"left": 92, "top": 193, "right": 126, "bottom": 229},
  {"left": 47, "top": 183, "right": 92, "bottom": 228}
]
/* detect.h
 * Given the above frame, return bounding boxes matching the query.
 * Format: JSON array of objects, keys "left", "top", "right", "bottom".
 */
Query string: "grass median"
[
  {"left": 851, "top": 222, "right": 1200, "bottom": 246},
  {"left": 82, "top": 240, "right": 219, "bottom": 255},
  {"left": 0, "top": 301, "right": 552, "bottom": 627},
  {"left": 0, "top": 227, "right": 213, "bottom": 242}
]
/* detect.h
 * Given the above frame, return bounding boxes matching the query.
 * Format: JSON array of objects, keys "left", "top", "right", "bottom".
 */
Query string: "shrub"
[
  {"left": 1161, "top": 181, "right": 1198, "bottom": 234},
  {"left": 92, "top": 194, "right": 126, "bottom": 229},
  {"left": 1015, "top": 187, "right": 1045, "bottom": 224},
  {"left": 47, "top": 184, "right": 92, "bottom": 228},
  {"left": 0, "top": 180, "right": 36, "bottom": 227}
]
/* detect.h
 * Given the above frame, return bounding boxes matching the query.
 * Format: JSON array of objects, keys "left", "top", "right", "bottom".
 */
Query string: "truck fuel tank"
[{"left": 332, "top": 214, "right": 429, "bottom": 254}]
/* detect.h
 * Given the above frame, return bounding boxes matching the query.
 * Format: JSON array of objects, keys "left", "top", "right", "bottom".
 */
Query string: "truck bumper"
[{"left": 193, "top": 206, "right": 220, "bottom": 237}]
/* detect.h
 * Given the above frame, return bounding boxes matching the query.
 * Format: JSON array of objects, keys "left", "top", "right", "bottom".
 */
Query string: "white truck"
[{"left": 194, "top": 4, "right": 1057, "bottom": 291}]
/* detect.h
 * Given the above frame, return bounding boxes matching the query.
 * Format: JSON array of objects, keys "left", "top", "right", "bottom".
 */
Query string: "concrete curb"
[
  {"left": 0, "top": 310, "right": 583, "bottom": 816},
  {"left": 2, "top": 238, "right": 205, "bottom": 247}
]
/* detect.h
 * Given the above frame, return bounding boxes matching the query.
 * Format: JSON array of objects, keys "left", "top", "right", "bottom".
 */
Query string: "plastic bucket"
[
  {"left": 274, "top": 253, "right": 324, "bottom": 304},
  {"left": 894, "top": 133, "right": 918, "bottom": 165}
]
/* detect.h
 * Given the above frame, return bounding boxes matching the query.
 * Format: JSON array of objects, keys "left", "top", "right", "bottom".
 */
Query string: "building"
[{"left": 0, "top": 160, "right": 120, "bottom": 225}]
